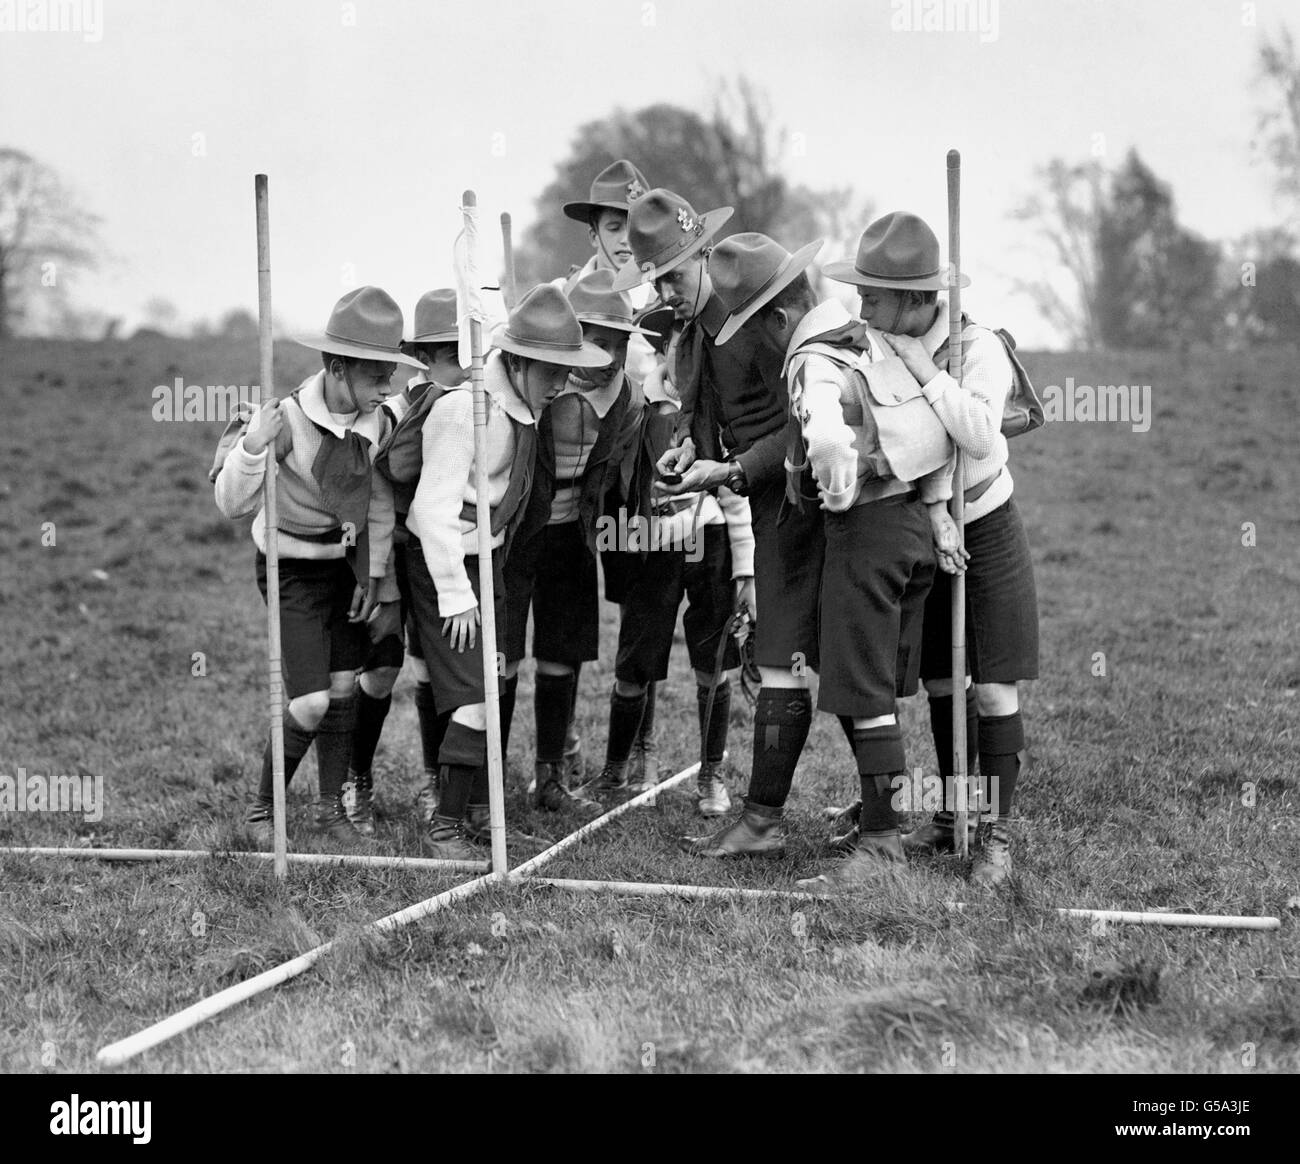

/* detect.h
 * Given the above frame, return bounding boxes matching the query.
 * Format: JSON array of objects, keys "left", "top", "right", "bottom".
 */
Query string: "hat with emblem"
[
  {"left": 611, "top": 187, "right": 734, "bottom": 293},
  {"left": 563, "top": 159, "right": 652, "bottom": 223}
]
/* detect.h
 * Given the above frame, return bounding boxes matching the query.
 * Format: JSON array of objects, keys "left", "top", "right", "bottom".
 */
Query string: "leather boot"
[
  {"left": 416, "top": 772, "right": 441, "bottom": 824},
  {"left": 562, "top": 723, "right": 585, "bottom": 788},
  {"left": 695, "top": 762, "right": 732, "bottom": 817},
  {"left": 422, "top": 814, "right": 483, "bottom": 861},
  {"left": 628, "top": 733, "right": 660, "bottom": 793},
  {"left": 796, "top": 830, "right": 905, "bottom": 895},
  {"left": 679, "top": 801, "right": 786, "bottom": 858},
  {"left": 971, "top": 817, "right": 1013, "bottom": 886},
  {"left": 341, "top": 768, "right": 375, "bottom": 837},
  {"left": 534, "top": 761, "right": 602, "bottom": 816},
  {"left": 244, "top": 795, "right": 274, "bottom": 847},
  {"left": 901, "top": 811, "right": 978, "bottom": 854},
  {"left": 587, "top": 759, "right": 632, "bottom": 798},
  {"left": 312, "top": 796, "right": 369, "bottom": 848}
]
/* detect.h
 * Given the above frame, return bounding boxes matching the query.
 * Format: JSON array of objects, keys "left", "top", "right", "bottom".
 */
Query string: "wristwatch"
[{"left": 722, "top": 459, "right": 749, "bottom": 496}]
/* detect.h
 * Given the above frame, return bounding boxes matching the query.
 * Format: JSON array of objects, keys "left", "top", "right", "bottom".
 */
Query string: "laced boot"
[
  {"left": 901, "top": 811, "right": 978, "bottom": 854},
  {"left": 587, "top": 759, "right": 632, "bottom": 799},
  {"left": 796, "top": 830, "right": 905, "bottom": 895},
  {"left": 422, "top": 814, "right": 483, "bottom": 861},
  {"left": 312, "top": 796, "right": 369, "bottom": 849},
  {"left": 695, "top": 761, "right": 732, "bottom": 817},
  {"left": 244, "top": 796, "right": 274, "bottom": 847},
  {"left": 341, "top": 769, "right": 375, "bottom": 837},
  {"left": 679, "top": 801, "right": 785, "bottom": 858},
  {"left": 971, "top": 817, "right": 1013, "bottom": 886},
  {"left": 534, "top": 761, "right": 602, "bottom": 816}
]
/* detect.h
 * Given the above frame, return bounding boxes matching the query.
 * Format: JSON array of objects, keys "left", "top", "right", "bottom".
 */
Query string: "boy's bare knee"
[
  {"left": 360, "top": 667, "right": 400, "bottom": 699},
  {"left": 408, "top": 656, "right": 429, "bottom": 684},
  {"left": 451, "top": 703, "right": 488, "bottom": 731},
  {"left": 759, "top": 665, "right": 807, "bottom": 690},
  {"left": 328, "top": 670, "right": 358, "bottom": 700},
  {"left": 536, "top": 660, "right": 573, "bottom": 677},
  {"left": 290, "top": 690, "right": 331, "bottom": 729},
  {"left": 974, "top": 682, "right": 1018, "bottom": 717},
  {"left": 614, "top": 679, "right": 647, "bottom": 698}
]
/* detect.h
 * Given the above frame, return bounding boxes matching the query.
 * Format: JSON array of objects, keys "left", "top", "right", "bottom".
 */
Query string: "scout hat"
[
  {"left": 410, "top": 288, "right": 459, "bottom": 343},
  {"left": 824, "top": 211, "right": 969, "bottom": 292},
  {"left": 490, "top": 283, "right": 611, "bottom": 368},
  {"left": 611, "top": 187, "right": 734, "bottom": 293},
  {"left": 566, "top": 268, "right": 660, "bottom": 337},
  {"left": 711, "top": 233, "right": 825, "bottom": 346},
  {"left": 562, "top": 159, "right": 651, "bottom": 223},
  {"left": 294, "top": 285, "right": 426, "bottom": 368}
]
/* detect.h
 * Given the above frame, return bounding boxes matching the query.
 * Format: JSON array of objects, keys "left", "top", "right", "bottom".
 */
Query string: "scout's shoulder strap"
[
  {"left": 374, "top": 382, "right": 459, "bottom": 485},
  {"left": 934, "top": 315, "right": 1044, "bottom": 438}
]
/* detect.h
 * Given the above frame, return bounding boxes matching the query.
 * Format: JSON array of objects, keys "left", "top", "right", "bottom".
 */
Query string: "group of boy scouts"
[{"left": 213, "top": 158, "right": 1040, "bottom": 895}]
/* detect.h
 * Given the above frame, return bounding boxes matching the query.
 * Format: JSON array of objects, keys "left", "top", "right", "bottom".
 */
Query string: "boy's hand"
[
  {"left": 880, "top": 333, "right": 940, "bottom": 385},
  {"left": 659, "top": 458, "right": 726, "bottom": 495},
  {"left": 243, "top": 398, "right": 283, "bottom": 455},
  {"left": 656, "top": 435, "right": 696, "bottom": 478},
  {"left": 930, "top": 507, "right": 970, "bottom": 575},
  {"left": 349, "top": 578, "right": 380, "bottom": 623},
  {"left": 443, "top": 607, "right": 480, "bottom": 653},
  {"left": 734, "top": 577, "right": 756, "bottom": 625},
  {"left": 366, "top": 601, "right": 401, "bottom": 644}
]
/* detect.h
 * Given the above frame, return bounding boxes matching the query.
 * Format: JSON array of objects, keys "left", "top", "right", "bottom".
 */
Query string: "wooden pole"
[
  {"left": 255, "top": 174, "right": 287, "bottom": 880},
  {"left": 461, "top": 191, "right": 509, "bottom": 877},
  {"left": 946, "top": 150, "right": 970, "bottom": 858},
  {"left": 0, "top": 846, "right": 486, "bottom": 872},
  {"left": 500, "top": 211, "right": 518, "bottom": 311}
]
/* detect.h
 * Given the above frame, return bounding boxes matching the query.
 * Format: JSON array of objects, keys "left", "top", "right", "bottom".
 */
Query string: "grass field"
[{"left": 2, "top": 333, "right": 1297, "bottom": 1073}]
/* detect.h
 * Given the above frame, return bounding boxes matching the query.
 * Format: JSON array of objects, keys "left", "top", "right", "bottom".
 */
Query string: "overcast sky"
[{"left": 1, "top": 0, "right": 1293, "bottom": 347}]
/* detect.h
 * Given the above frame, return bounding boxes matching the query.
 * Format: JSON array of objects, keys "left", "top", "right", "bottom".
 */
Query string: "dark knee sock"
[
  {"left": 438, "top": 721, "right": 487, "bottom": 818},
  {"left": 257, "top": 709, "right": 316, "bottom": 801},
  {"left": 697, "top": 680, "right": 731, "bottom": 764},
  {"left": 928, "top": 688, "right": 978, "bottom": 816},
  {"left": 499, "top": 674, "right": 519, "bottom": 756},
  {"left": 636, "top": 680, "right": 658, "bottom": 744},
  {"left": 414, "top": 681, "right": 451, "bottom": 784},
  {"left": 852, "top": 721, "right": 905, "bottom": 834},
  {"left": 566, "top": 662, "right": 582, "bottom": 738},
  {"left": 350, "top": 688, "right": 392, "bottom": 778},
  {"left": 746, "top": 687, "right": 812, "bottom": 809},
  {"left": 979, "top": 711, "right": 1025, "bottom": 818},
  {"left": 606, "top": 686, "right": 648, "bottom": 764},
  {"left": 534, "top": 671, "right": 576, "bottom": 764},
  {"left": 314, "top": 695, "right": 358, "bottom": 802}
]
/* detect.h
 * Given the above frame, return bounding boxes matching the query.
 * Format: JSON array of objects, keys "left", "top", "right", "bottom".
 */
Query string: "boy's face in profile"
[
  {"left": 330, "top": 357, "right": 396, "bottom": 414},
  {"left": 514, "top": 357, "right": 573, "bottom": 414},
  {"left": 588, "top": 209, "right": 631, "bottom": 269},
  {"left": 572, "top": 324, "right": 628, "bottom": 389}
]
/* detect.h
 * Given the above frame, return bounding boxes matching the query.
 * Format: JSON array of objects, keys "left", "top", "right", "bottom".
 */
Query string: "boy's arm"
[
  {"left": 790, "top": 351, "right": 859, "bottom": 512},
  {"left": 717, "top": 486, "right": 755, "bottom": 579},
  {"left": 213, "top": 406, "right": 291, "bottom": 518},
  {"left": 919, "top": 330, "right": 1014, "bottom": 461},
  {"left": 407, "top": 390, "right": 478, "bottom": 618},
  {"left": 366, "top": 465, "right": 399, "bottom": 603}
]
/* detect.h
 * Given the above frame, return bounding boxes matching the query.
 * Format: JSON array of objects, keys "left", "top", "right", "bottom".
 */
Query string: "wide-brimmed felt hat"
[
  {"left": 490, "top": 283, "right": 611, "bottom": 369},
  {"left": 611, "top": 187, "right": 734, "bottom": 293},
  {"left": 410, "top": 288, "right": 459, "bottom": 343},
  {"left": 634, "top": 301, "right": 676, "bottom": 355},
  {"left": 711, "top": 233, "right": 824, "bottom": 346},
  {"left": 294, "top": 285, "right": 426, "bottom": 368},
  {"left": 566, "top": 268, "right": 660, "bottom": 337},
  {"left": 823, "top": 211, "right": 970, "bottom": 292},
  {"left": 563, "top": 159, "right": 652, "bottom": 223}
]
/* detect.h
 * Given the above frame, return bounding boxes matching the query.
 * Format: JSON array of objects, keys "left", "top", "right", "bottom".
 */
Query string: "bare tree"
[
  {"left": 1256, "top": 28, "right": 1300, "bottom": 214},
  {"left": 0, "top": 148, "right": 101, "bottom": 338}
]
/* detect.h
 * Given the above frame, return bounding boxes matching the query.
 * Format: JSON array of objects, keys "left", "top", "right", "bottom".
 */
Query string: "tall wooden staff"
[
  {"left": 500, "top": 212, "right": 518, "bottom": 311},
  {"left": 946, "top": 150, "right": 970, "bottom": 859},
  {"left": 255, "top": 174, "right": 287, "bottom": 879},
  {"left": 457, "top": 191, "right": 509, "bottom": 875}
]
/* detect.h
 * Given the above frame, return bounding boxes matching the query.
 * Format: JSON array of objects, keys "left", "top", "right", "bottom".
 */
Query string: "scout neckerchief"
[{"left": 783, "top": 317, "right": 870, "bottom": 512}]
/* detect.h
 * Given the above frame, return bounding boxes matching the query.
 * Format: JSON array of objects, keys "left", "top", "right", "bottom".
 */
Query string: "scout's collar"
[{"left": 297, "top": 371, "right": 386, "bottom": 443}]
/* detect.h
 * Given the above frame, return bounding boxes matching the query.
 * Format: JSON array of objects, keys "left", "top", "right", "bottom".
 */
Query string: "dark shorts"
[
  {"left": 255, "top": 553, "right": 367, "bottom": 699},
  {"left": 614, "top": 523, "right": 740, "bottom": 684},
  {"left": 818, "top": 493, "right": 937, "bottom": 718},
  {"left": 920, "top": 496, "right": 1040, "bottom": 685},
  {"left": 405, "top": 537, "right": 507, "bottom": 712},
  {"left": 504, "top": 520, "right": 599, "bottom": 666},
  {"left": 749, "top": 475, "right": 825, "bottom": 673}
]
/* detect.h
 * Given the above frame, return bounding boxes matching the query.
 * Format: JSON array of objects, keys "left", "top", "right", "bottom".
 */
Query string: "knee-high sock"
[
  {"left": 414, "top": 682, "right": 451, "bottom": 784},
  {"left": 978, "top": 711, "right": 1025, "bottom": 818},
  {"left": 635, "top": 680, "right": 658, "bottom": 745},
  {"left": 605, "top": 686, "right": 648, "bottom": 764},
  {"left": 350, "top": 688, "right": 392, "bottom": 778},
  {"left": 438, "top": 721, "right": 487, "bottom": 818},
  {"left": 534, "top": 671, "right": 576, "bottom": 764},
  {"left": 697, "top": 680, "right": 731, "bottom": 765},
  {"left": 852, "top": 720, "right": 905, "bottom": 834},
  {"left": 257, "top": 709, "right": 316, "bottom": 801},
  {"left": 314, "top": 695, "right": 358, "bottom": 801},
  {"left": 499, "top": 674, "right": 519, "bottom": 757},
  {"left": 566, "top": 662, "right": 582, "bottom": 741},
  {"left": 746, "top": 688, "right": 812, "bottom": 810},
  {"left": 928, "top": 688, "right": 978, "bottom": 817}
]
